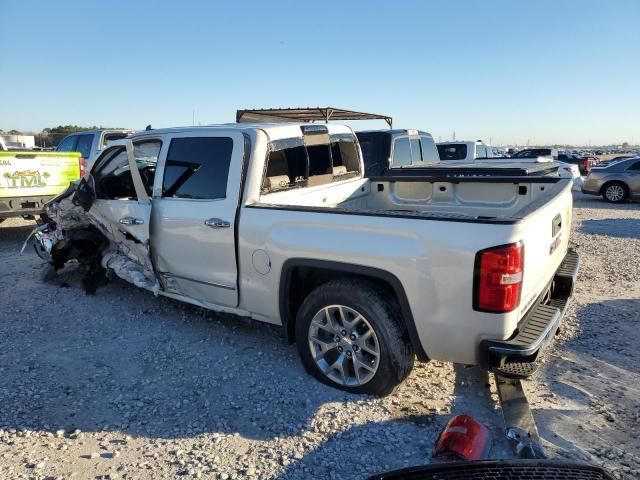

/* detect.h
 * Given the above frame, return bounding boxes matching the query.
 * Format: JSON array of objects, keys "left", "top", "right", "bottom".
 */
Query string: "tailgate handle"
[
  {"left": 552, "top": 214, "right": 562, "bottom": 237},
  {"left": 119, "top": 217, "right": 144, "bottom": 225},
  {"left": 204, "top": 218, "right": 230, "bottom": 229}
]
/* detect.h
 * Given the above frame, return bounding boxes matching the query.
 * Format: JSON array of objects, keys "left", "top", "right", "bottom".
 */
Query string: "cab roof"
[{"left": 129, "top": 122, "right": 354, "bottom": 142}]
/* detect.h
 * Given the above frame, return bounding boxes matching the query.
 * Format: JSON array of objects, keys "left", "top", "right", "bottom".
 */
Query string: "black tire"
[
  {"left": 602, "top": 181, "right": 628, "bottom": 203},
  {"left": 295, "top": 279, "right": 415, "bottom": 396}
]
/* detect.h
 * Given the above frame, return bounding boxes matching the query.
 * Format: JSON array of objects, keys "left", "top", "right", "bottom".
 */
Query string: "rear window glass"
[
  {"left": 627, "top": 161, "right": 640, "bottom": 171},
  {"left": 102, "top": 132, "right": 129, "bottom": 148},
  {"left": 75, "top": 134, "right": 94, "bottom": 159},
  {"left": 420, "top": 136, "right": 440, "bottom": 163},
  {"left": 162, "top": 137, "right": 233, "bottom": 199},
  {"left": 56, "top": 135, "right": 77, "bottom": 152},
  {"left": 437, "top": 144, "right": 467, "bottom": 161},
  {"left": 262, "top": 136, "right": 360, "bottom": 193},
  {"left": 392, "top": 137, "right": 412, "bottom": 167}
]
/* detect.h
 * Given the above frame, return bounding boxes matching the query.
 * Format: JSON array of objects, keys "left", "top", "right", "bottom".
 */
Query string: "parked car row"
[{"left": 582, "top": 156, "right": 640, "bottom": 203}]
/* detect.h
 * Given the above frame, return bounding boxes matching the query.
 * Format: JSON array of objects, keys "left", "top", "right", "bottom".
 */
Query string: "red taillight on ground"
[
  {"left": 473, "top": 241, "right": 524, "bottom": 313},
  {"left": 79, "top": 157, "right": 86, "bottom": 178},
  {"left": 434, "top": 415, "right": 491, "bottom": 461}
]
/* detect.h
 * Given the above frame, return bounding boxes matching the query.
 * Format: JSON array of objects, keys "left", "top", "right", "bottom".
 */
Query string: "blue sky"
[{"left": 1, "top": 0, "right": 638, "bottom": 145}]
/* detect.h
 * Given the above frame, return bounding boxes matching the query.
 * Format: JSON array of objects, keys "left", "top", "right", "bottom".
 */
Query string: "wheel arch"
[
  {"left": 600, "top": 179, "right": 629, "bottom": 196},
  {"left": 279, "top": 258, "right": 429, "bottom": 361}
]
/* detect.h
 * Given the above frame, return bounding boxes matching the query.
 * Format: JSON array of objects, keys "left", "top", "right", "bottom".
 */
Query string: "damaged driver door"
[{"left": 89, "top": 139, "right": 161, "bottom": 274}]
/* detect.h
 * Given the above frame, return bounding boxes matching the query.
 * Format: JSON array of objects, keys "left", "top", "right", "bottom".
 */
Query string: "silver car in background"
[{"left": 582, "top": 157, "right": 640, "bottom": 203}]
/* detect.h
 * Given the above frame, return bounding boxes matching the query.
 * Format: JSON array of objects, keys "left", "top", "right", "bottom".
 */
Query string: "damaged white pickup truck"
[{"left": 35, "top": 123, "right": 579, "bottom": 395}]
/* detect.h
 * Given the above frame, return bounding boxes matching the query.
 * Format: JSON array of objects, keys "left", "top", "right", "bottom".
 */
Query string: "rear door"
[{"left": 151, "top": 131, "right": 245, "bottom": 307}]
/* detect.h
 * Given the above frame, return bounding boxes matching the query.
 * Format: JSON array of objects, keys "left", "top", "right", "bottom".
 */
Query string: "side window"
[
  {"left": 93, "top": 148, "right": 137, "bottom": 200},
  {"left": 56, "top": 135, "right": 77, "bottom": 152},
  {"left": 476, "top": 145, "right": 487, "bottom": 158},
  {"left": 162, "top": 137, "right": 233, "bottom": 199},
  {"left": 420, "top": 137, "right": 440, "bottom": 164},
  {"left": 75, "top": 134, "right": 94, "bottom": 159},
  {"left": 392, "top": 137, "right": 411, "bottom": 167},
  {"left": 409, "top": 138, "right": 422, "bottom": 164},
  {"left": 627, "top": 161, "right": 640, "bottom": 171}
]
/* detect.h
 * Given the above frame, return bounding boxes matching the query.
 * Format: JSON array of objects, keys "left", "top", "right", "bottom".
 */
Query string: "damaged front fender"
[{"left": 27, "top": 179, "right": 160, "bottom": 295}]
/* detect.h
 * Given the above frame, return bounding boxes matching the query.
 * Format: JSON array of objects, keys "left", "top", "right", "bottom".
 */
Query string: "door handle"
[
  {"left": 204, "top": 218, "right": 230, "bottom": 229},
  {"left": 119, "top": 217, "right": 144, "bottom": 225}
]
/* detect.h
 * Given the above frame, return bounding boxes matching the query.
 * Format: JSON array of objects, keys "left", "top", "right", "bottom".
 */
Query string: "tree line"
[{"left": 0, "top": 125, "right": 121, "bottom": 147}]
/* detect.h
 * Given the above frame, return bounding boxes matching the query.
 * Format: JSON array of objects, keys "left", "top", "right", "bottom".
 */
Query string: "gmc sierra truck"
[{"left": 34, "top": 122, "right": 578, "bottom": 395}]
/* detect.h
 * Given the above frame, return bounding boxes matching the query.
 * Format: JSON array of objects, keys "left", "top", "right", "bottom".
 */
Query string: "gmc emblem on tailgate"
[{"left": 549, "top": 214, "right": 562, "bottom": 254}]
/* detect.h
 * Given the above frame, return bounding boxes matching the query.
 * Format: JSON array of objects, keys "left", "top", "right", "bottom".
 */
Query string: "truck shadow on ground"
[
  {"left": 0, "top": 254, "right": 483, "bottom": 456},
  {"left": 580, "top": 218, "right": 640, "bottom": 239},
  {"left": 273, "top": 365, "right": 518, "bottom": 479}
]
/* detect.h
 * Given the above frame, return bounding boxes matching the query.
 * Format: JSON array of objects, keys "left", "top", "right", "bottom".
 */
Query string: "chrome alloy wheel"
[
  {"left": 605, "top": 184, "right": 625, "bottom": 202},
  {"left": 307, "top": 305, "right": 380, "bottom": 386}
]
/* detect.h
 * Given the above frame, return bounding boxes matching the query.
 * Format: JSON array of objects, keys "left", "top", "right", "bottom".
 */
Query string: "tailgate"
[
  {"left": 0, "top": 152, "right": 81, "bottom": 199},
  {"left": 516, "top": 181, "right": 573, "bottom": 318}
]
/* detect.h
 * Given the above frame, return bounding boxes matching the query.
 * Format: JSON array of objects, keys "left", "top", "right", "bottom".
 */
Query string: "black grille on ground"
[{"left": 370, "top": 460, "right": 617, "bottom": 480}]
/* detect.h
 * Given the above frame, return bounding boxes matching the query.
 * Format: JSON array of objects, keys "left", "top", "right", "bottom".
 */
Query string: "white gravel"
[{"left": 0, "top": 192, "right": 638, "bottom": 479}]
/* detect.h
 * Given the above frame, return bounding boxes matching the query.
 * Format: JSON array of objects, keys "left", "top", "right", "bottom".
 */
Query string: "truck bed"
[{"left": 256, "top": 175, "right": 568, "bottom": 222}]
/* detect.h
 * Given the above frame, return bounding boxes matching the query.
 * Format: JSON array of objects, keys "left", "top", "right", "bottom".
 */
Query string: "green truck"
[{"left": 0, "top": 150, "right": 82, "bottom": 222}]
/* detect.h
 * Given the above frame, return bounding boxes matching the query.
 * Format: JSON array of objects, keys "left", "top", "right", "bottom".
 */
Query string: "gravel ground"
[{"left": 0, "top": 192, "right": 638, "bottom": 479}]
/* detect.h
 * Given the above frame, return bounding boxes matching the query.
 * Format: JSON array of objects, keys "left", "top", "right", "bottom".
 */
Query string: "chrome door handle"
[
  {"left": 119, "top": 217, "right": 144, "bottom": 225},
  {"left": 204, "top": 218, "right": 230, "bottom": 229}
]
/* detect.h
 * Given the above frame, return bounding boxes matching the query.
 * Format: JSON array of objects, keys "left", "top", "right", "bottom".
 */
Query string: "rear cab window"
[
  {"left": 102, "top": 132, "right": 130, "bottom": 149},
  {"left": 420, "top": 136, "right": 440, "bottom": 163},
  {"left": 56, "top": 135, "right": 78, "bottom": 152},
  {"left": 75, "top": 134, "right": 95, "bottom": 159},
  {"left": 437, "top": 143, "right": 467, "bottom": 161},
  {"left": 392, "top": 137, "right": 412, "bottom": 167},
  {"left": 262, "top": 133, "right": 361, "bottom": 194}
]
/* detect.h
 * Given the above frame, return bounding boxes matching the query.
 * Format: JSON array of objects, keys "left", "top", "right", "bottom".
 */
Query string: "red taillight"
[
  {"left": 474, "top": 241, "right": 524, "bottom": 313},
  {"left": 434, "top": 415, "right": 491, "bottom": 461},
  {"left": 583, "top": 159, "right": 589, "bottom": 170},
  {"left": 79, "top": 157, "right": 86, "bottom": 178}
]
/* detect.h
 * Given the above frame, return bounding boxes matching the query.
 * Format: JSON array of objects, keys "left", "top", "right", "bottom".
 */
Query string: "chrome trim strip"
[{"left": 159, "top": 272, "right": 236, "bottom": 291}]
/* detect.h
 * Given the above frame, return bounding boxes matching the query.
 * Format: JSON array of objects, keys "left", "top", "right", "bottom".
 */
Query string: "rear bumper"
[
  {"left": 478, "top": 248, "right": 580, "bottom": 378},
  {"left": 0, "top": 196, "right": 53, "bottom": 219}
]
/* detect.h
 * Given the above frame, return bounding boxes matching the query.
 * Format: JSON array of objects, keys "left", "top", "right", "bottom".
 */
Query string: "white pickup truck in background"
[
  {"left": 36, "top": 122, "right": 579, "bottom": 395},
  {"left": 56, "top": 128, "right": 134, "bottom": 172}
]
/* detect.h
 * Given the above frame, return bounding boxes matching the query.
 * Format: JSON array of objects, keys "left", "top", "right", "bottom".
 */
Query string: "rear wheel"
[
  {"left": 602, "top": 182, "right": 628, "bottom": 203},
  {"left": 295, "top": 279, "right": 414, "bottom": 396}
]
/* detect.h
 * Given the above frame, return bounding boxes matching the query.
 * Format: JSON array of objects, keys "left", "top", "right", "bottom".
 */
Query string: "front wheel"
[
  {"left": 602, "top": 182, "right": 628, "bottom": 203},
  {"left": 295, "top": 279, "right": 414, "bottom": 396}
]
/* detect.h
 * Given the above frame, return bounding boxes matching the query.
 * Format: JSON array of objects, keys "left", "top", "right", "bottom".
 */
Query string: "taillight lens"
[
  {"left": 79, "top": 157, "right": 86, "bottom": 178},
  {"left": 473, "top": 241, "right": 524, "bottom": 312}
]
